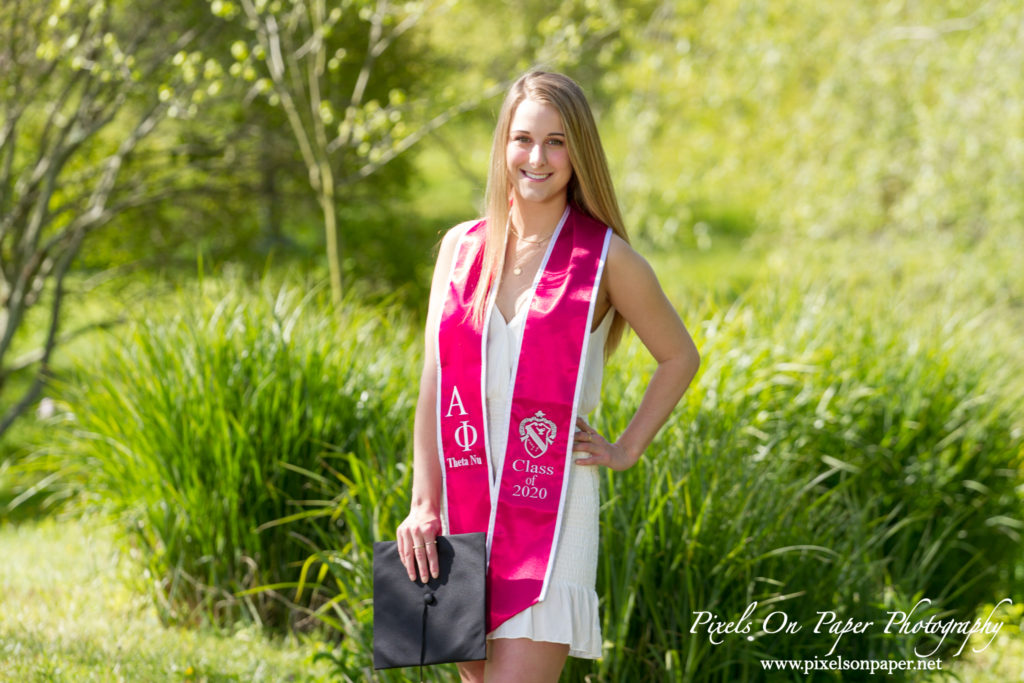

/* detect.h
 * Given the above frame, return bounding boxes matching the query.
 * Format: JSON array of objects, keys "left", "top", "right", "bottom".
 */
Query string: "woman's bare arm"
[
  {"left": 573, "top": 236, "right": 700, "bottom": 470},
  {"left": 396, "top": 221, "right": 474, "bottom": 582}
]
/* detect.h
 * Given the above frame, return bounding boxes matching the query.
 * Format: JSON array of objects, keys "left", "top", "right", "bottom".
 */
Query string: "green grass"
[
  {"left": 647, "top": 233, "right": 767, "bottom": 305},
  {"left": 937, "top": 618, "right": 1024, "bottom": 683},
  {"left": 4, "top": 213, "right": 1021, "bottom": 681},
  {"left": 51, "top": 276, "right": 418, "bottom": 629},
  {"left": 0, "top": 515, "right": 334, "bottom": 682},
  {"left": 0, "top": 516, "right": 1019, "bottom": 682},
  {"left": 20, "top": 229, "right": 1013, "bottom": 681}
]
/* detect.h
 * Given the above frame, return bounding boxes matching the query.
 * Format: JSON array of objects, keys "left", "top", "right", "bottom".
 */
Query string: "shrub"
[
  {"left": 287, "top": 275, "right": 1021, "bottom": 682},
  {"left": 567, "top": 278, "right": 1022, "bottom": 681},
  {"left": 55, "top": 268, "right": 1021, "bottom": 682},
  {"left": 59, "top": 277, "right": 416, "bottom": 628}
]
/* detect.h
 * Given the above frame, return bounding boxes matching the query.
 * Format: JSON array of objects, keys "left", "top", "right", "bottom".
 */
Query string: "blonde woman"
[{"left": 396, "top": 71, "right": 700, "bottom": 682}]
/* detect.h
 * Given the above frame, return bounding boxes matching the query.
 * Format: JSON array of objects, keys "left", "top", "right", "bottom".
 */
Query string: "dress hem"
[{"left": 485, "top": 580, "right": 603, "bottom": 660}]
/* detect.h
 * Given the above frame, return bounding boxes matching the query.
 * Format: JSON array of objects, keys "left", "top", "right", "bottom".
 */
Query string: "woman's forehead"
[{"left": 510, "top": 98, "right": 564, "bottom": 132}]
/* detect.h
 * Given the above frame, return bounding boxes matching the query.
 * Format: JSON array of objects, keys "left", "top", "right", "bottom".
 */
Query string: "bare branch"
[
  {"left": 68, "top": 102, "right": 168, "bottom": 235},
  {"left": 348, "top": 0, "right": 384, "bottom": 112},
  {"left": 877, "top": 5, "right": 990, "bottom": 44},
  {"left": 0, "top": 215, "right": 82, "bottom": 437},
  {"left": 427, "top": 127, "right": 486, "bottom": 187},
  {"left": 33, "top": 11, "right": 102, "bottom": 161},
  {"left": 307, "top": 0, "right": 329, "bottom": 155},
  {"left": 338, "top": 79, "right": 510, "bottom": 183},
  {"left": 0, "top": 6, "right": 206, "bottom": 440},
  {"left": 368, "top": 0, "right": 430, "bottom": 59},
  {"left": 0, "top": 96, "right": 165, "bottom": 373},
  {"left": 4, "top": 316, "right": 127, "bottom": 376},
  {"left": 259, "top": 11, "right": 323, "bottom": 192},
  {"left": 6, "top": 78, "right": 128, "bottom": 265}
]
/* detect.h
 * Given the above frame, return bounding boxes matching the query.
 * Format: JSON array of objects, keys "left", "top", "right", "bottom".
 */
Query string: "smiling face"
[{"left": 506, "top": 98, "right": 573, "bottom": 208}]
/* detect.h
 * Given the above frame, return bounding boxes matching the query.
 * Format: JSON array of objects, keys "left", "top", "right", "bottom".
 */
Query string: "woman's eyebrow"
[{"left": 510, "top": 129, "right": 566, "bottom": 137}]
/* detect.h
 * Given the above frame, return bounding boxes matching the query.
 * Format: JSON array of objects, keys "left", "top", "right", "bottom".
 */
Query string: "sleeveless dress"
[{"left": 483, "top": 304, "right": 612, "bottom": 659}]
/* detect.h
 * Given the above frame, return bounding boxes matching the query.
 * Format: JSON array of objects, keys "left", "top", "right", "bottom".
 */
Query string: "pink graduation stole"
[{"left": 435, "top": 205, "right": 611, "bottom": 631}]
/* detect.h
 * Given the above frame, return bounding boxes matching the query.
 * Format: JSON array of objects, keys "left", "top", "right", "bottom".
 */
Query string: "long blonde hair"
[{"left": 471, "top": 71, "right": 630, "bottom": 356}]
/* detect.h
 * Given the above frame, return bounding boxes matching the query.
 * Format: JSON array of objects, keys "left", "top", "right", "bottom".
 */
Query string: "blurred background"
[{"left": 1, "top": 0, "right": 1022, "bottom": 680}]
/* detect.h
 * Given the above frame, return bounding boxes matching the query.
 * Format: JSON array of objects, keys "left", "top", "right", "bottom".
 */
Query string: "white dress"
[{"left": 484, "top": 304, "right": 612, "bottom": 659}]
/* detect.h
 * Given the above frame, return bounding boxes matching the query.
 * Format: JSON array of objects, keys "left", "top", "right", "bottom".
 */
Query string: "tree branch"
[
  {"left": 338, "top": 79, "right": 510, "bottom": 183},
  {"left": 348, "top": 0, "right": 384, "bottom": 112},
  {"left": 245, "top": 2, "right": 321, "bottom": 192},
  {"left": 0, "top": 215, "right": 82, "bottom": 437},
  {"left": 368, "top": 0, "right": 429, "bottom": 59},
  {"left": 3, "top": 316, "right": 127, "bottom": 377}
]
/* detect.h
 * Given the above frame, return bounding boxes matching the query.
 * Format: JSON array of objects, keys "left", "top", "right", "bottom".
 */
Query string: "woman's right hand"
[{"left": 396, "top": 506, "right": 442, "bottom": 582}]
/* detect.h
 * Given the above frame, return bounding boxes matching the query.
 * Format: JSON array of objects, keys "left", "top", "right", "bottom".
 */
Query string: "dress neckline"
[
  {"left": 494, "top": 304, "right": 528, "bottom": 328},
  {"left": 490, "top": 305, "right": 613, "bottom": 335}
]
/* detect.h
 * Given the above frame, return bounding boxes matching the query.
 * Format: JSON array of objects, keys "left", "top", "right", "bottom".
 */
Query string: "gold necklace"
[
  {"left": 511, "top": 252, "right": 538, "bottom": 276},
  {"left": 510, "top": 237, "right": 549, "bottom": 276},
  {"left": 505, "top": 218, "right": 552, "bottom": 274},
  {"left": 510, "top": 225, "right": 553, "bottom": 245}
]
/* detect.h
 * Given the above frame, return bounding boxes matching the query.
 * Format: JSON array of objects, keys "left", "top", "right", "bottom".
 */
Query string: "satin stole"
[{"left": 435, "top": 205, "right": 611, "bottom": 631}]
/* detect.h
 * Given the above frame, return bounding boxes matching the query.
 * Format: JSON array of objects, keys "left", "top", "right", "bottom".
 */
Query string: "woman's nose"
[{"left": 529, "top": 143, "right": 545, "bottom": 166}]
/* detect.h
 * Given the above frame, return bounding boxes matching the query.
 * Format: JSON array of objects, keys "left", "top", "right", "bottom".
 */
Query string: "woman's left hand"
[{"left": 572, "top": 417, "right": 637, "bottom": 471}]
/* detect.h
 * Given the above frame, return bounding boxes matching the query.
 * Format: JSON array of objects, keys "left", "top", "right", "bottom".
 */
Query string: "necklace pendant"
[{"left": 513, "top": 266, "right": 523, "bottom": 276}]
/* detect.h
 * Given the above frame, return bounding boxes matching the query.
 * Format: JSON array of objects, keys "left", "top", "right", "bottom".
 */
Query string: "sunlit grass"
[
  {"left": 933, "top": 601, "right": 1024, "bottom": 682},
  {"left": 0, "top": 515, "right": 333, "bottom": 682},
  {"left": 52, "top": 276, "right": 417, "bottom": 629},
  {"left": 4, "top": 210, "right": 1022, "bottom": 681}
]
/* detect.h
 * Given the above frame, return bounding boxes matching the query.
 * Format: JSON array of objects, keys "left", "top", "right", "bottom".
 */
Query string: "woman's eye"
[
  {"left": 546, "top": 138, "right": 564, "bottom": 146},
  {"left": 513, "top": 136, "right": 531, "bottom": 144}
]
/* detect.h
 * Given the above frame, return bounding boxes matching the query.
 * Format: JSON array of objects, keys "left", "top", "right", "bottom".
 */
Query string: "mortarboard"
[{"left": 373, "top": 532, "right": 488, "bottom": 671}]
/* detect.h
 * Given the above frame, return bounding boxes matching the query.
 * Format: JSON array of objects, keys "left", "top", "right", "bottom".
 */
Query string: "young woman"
[{"left": 396, "top": 71, "right": 700, "bottom": 682}]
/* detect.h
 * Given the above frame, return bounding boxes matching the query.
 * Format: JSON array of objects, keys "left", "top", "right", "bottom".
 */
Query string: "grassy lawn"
[
  {"left": 937, "top": 630, "right": 1024, "bottom": 682},
  {"left": 1, "top": 513, "right": 1019, "bottom": 682},
  {"left": 0, "top": 515, "right": 334, "bottom": 682}
]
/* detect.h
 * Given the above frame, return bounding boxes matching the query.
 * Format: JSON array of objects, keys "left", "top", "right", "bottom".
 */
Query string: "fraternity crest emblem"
[{"left": 519, "top": 411, "right": 557, "bottom": 458}]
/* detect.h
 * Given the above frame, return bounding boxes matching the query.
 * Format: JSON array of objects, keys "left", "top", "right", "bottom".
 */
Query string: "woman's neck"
[{"left": 510, "top": 196, "right": 568, "bottom": 240}]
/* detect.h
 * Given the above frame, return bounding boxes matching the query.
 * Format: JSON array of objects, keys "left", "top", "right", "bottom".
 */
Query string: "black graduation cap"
[{"left": 373, "top": 532, "right": 488, "bottom": 670}]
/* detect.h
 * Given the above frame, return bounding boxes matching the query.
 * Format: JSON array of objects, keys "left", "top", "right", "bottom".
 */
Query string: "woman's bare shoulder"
[
  {"left": 446, "top": 218, "right": 482, "bottom": 242},
  {"left": 431, "top": 219, "right": 482, "bottom": 281},
  {"left": 606, "top": 233, "right": 650, "bottom": 270},
  {"left": 437, "top": 218, "right": 481, "bottom": 257},
  {"left": 604, "top": 234, "right": 669, "bottom": 310}
]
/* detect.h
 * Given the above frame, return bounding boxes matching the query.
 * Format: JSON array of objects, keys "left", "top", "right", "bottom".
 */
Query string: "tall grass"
[
  {"left": 55, "top": 265, "right": 1021, "bottom": 681},
  {"left": 58, "top": 277, "right": 417, "bottom": 628},
  {"left": 264, "top": 271, "right": 1018, "bottom": 681},
  {"left": 566, "top": 275, "right": 1022, "bottom": 681}
]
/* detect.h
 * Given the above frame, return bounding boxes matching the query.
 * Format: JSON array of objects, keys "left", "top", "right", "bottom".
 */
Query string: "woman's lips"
[{"left": 521, "top": 169, "right": 551, "bottom": 181}]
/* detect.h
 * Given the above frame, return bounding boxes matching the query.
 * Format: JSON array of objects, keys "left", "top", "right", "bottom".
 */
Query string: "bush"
[
  {"left": 567, "top": 277, "right": 1022, "bottom": 681},
  {"left": 59, "top": 277, "right": 416, "bottom": 628},
  {"left": 54, "top": 268, "right": 1021, "bottom": 682},
  {"left": 291, "top": 275, "right": 1021, "bottom": 682}
]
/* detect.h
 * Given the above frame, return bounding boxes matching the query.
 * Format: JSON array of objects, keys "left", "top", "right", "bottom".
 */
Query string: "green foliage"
[
  {"left": 134, "top": 270, "right": 1015, "bottom": 681},
  {"left": 57, "top": 277, "right": 416, "bottom": 628},
  {"left": 10, "top": 2, "right": 1024, "bottom": 679},
  {"left": 566, "top": 276, "right": 1021, "bottom": 681},
  {"left": 207, "top": 0, "right": 442, "bottom": 176},
  {"left": 599, "top": 1, "right": 1024, "bottom": 250},
  {"left": 38, "top": 247, "right": 1022, "bottom": 678},
  {"left": 0, "top": 516, "right": 334, "bottom": 682},
  {"left": 0, "top": 0, "right": 226, "bottom": 440}
]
